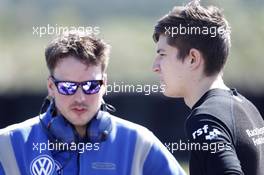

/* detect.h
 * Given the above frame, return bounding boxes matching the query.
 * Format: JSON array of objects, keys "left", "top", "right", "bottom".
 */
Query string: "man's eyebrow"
[{"left": 157, "top": 49, "right": 165, "bottom": 53}]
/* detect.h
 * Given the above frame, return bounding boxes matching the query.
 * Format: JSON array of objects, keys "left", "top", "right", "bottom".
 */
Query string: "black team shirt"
[{"left": 185, "top": 88, "right": 264, "bottom": 175}]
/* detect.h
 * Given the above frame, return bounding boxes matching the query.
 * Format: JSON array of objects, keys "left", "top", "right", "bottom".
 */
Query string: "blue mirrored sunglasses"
[{"left": 51, "top": 76, "right": 103, "bottom": 95}]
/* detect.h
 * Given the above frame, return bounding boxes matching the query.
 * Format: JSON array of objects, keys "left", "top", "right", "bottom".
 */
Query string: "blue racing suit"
[{"left": 0, "top": 109, "right": 186, "bottom": 175}]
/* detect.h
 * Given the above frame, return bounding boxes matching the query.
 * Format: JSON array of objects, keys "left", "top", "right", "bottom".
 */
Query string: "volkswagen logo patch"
[{"left": 30, "top": 155, "right": 55, "bottom": 175}]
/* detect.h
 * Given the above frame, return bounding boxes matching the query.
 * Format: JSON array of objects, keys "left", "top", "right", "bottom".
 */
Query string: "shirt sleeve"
[
  {"left": 185, "top": 114, "right": 244, "bottom": 175},
  {"left": 143, "top": 133, "right": 186, "bottom": 175}
]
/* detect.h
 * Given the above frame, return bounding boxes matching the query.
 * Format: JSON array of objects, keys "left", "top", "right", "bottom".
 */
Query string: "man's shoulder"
[
  {"left": 188, "top": 96, "right": 231, "bottom": 128},
  {"left": 189, "top": 89, "right": 239, "bottom": 124},
  {"left": 110, "top": 115, "right": 155, "bottom": 142},
  {"left": 111, "top": 115, "right": 151, "bottom": 133},
  {"left": 0, "top": 116, "right": 40, "bottom": 137},
  {"left": 186, "top": 90, "right": 235, "bottom": 138},
  {"left": 193, "top": 94, "right": 230, "bottom": 115},
  {"left": 191, "top": 89, "right": 257, "bottom": 116},
  {"left": 189, "top": 89, "right": 262, "bottom": 124}
]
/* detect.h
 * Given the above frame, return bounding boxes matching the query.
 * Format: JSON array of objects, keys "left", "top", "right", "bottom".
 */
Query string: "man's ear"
[
  {"left": 187, "top": 48, "right": 203, "bottom": 70},
  {"left": 47, "top": 77, "right": 55, "bottom": 97}
]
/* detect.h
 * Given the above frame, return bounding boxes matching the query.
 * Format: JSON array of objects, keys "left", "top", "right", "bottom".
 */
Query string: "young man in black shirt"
[{"left": 152, "top": 0, "right": 264, "bottom": 174}]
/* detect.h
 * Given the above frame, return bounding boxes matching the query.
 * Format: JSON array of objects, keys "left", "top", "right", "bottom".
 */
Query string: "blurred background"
[{"left": 0, "top": 0, "right": 263, "bottom": 173}]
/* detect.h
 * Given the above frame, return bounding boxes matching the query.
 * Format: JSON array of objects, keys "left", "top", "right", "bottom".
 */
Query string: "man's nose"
[
  {"left": 152, "top": 58, "right": 161, "bottom": 73},
  {"left": 74, "top": 86, "right": 86, "bottom": 103}
]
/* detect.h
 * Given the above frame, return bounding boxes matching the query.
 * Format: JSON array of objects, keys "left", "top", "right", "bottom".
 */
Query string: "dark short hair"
[
  {"left": 45, "top": 31, "right": 110, "bottom": 75},
  {"left": 153, "top": 0, "right": 231, "bottom": 76}
]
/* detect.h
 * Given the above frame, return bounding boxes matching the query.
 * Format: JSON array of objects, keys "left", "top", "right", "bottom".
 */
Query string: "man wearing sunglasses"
[{"left": 0, "top": 31, "right": 186, "bottom": 175}]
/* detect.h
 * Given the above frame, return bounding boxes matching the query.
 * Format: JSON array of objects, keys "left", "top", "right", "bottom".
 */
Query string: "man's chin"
[
  {"left": 70, "top": 120, "right": 90, "bottom": 128},
  {"left": 66, "top": 113, "right": 92, "bottom": 126},
  {"left": 163, "top": 89, "right": 182, "bottom": 98},
  {"left": 162, "top": 88, "right": 173, "bottom": 97}
]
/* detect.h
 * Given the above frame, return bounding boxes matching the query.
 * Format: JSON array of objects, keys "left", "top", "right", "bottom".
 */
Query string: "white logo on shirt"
[
  {"left": 192, "top": 125, "right": 209, "bottom": 139},
  {"left": 192, "top": 125, "right": 222, "bottom": 140},
  {"left": 30, "top": 155, "right": 55, "bottom": 175},
  {"left": 205, "top": 128, "right": 221, "bottom": 140}
]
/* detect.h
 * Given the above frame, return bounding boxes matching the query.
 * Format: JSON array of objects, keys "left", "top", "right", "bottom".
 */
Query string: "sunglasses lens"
[
  {"left": 57, "top": 82, "right": 77, "bottom": 95},
  {"left": 82, "top": 80, "right": 102, "bottom": 94}
]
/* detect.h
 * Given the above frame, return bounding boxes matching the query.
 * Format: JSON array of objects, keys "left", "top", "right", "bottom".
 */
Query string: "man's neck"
[
  {"left": 56, "top": 110, "right": 87, "bottom": 138},
  {"left": 75, "top": 126, "right": 87, "bottom": 138},
  {"left": 184, "top": 74, "right": 229, "bottom": 108}
]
